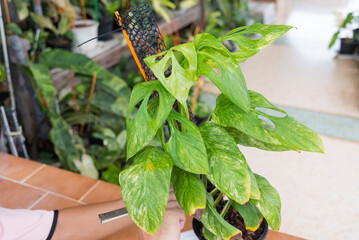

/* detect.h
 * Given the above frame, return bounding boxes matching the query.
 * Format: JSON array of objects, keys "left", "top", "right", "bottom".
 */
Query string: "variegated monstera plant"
[{"left": 119, "top": 24, "right": 324, "bottom": 239}]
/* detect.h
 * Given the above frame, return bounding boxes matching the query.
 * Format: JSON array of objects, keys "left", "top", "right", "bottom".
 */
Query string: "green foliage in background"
[
  {"left": 25, "top": 49, "right": 131, "bottom": 180},
  {"left": 329, "top": 12, "right": 359, "bottom": 49},
  {"left": 119, "top": 24, "right": 324, "bottom": 238}
]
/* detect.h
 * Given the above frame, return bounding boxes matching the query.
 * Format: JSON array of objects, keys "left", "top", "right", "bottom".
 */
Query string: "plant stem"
[
  {"left": 213, "top": 193, "right": 223, "bottom": 208},
  {"left": 220, "top": 199, "right": 233, "bottom": 217},
  {"left": 210, "top": 187, "right": 219, "bottom": 196}
]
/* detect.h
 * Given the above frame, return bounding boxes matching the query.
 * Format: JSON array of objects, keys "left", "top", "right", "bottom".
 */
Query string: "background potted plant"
[
  {"left": 329, "top": 12, "right": 359, "bottom": 54},
  {"left": 118, "top": 23, "right": 324, "bottom": 240}
]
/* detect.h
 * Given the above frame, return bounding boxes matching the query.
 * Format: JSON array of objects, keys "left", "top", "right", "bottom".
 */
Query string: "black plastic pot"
[
  {"left": 47, "top": 38, "right": 72, "bottom": 51},
  {"left": 353, "top": 28, "right": 359, "bottom": 41},
  {"left": 192, "top": 218, "right": 268, "bottom": 240},
  {"left": 339, "top": 38, "right": 358, "bottom": 54},
  {"left": 98, "top": 16, "right": 114, "bottom": 41}
]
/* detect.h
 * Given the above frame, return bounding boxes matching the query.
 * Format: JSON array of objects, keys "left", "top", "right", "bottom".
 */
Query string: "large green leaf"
[
  {"left": 49, "top": 117, "right": 82, "bottom": 171},
  {"left": 119, "top": 147, "right": 173, "bottom": 234},
  {"left": 30, "top": 13, "right": 58, "bottom": 35},
  {"left": 171, "top": 167, "right": 206, "bottom": 216},
  {"left": 203, "top": 226, "right": 221, "bottom": 240},
  {"left": 218, "top": 24, "right": 293, "bottom": 63},
  {"left": 126, "top": 80, "right": 175, "bottom": 159},
  {"left": 39, "top": 49, "right": 131, "bottom": 98},
  {"left": 232, "top": 201, "right": 263, "bottom": 231},
  {"left": 212, "top": 91, "right": 324, "bottom": 153},
  {"left": 194, "top": 33, "right": 250, "bottom": 112},
  {"left": 163, "top": 110, "right": 209, "bottom": 174},
  {"left": 247, "top": 164, "right": 260, "bottom": 200},
  {"left": 201, "top": 197, "right": 242, "bottom": 240},
  {"left": 26, "top": 61, "right": 57, "bottom": 116},
  {"left": 250, "top": 174, "right": 281, "bottom": 231},
  {"left": 200, "top": 122, "right": 250, "bottom": 204},
  {"left": 144, "top": 43, "right": 197, "bottom": 107}
]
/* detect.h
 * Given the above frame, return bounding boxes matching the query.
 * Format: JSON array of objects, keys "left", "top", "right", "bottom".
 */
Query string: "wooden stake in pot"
[{"left": 80, "top": 72, "right": 97, "bottom": 136}]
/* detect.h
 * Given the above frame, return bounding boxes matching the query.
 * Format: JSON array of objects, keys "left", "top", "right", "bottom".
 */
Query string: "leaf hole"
[
  {"left": 174, "top": 50, "right": 189, "bottom": 69},
  {"left": 164, "top": 58, "right": 172, "bottom": 78},
  {"left": 221, "top": 40, "right": 240, "bottom": 52},
  {"left": 243, "top": 33, "right": 263, "bottom": 40},
  {"left": 258, "top": 115, "right": 276, "bottom": 131},
  {"left": 147, "top": 94, "right": 159, "bottom": 120},
  {"left": 255, "top": 107, "right": 287, "bottom": 118}
]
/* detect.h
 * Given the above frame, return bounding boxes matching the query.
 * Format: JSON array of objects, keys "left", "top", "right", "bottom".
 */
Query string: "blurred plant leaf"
[
  {"left": 30, "top": 13, "right": 59, "bottom": 36},
  {"left": 74, "top": 154, "right": 99, "bottom": 179},
  {"left": 6, "top": 23, "right": 23, "bottom": 35}
]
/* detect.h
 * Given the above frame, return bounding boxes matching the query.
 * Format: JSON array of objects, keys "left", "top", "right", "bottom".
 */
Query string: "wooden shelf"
[{"left": 51, "top": 4, "right": 202, "bottom": 89}]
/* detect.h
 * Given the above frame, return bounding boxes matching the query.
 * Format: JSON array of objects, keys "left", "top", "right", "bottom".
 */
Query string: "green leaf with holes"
[
  {"left": 218, "top": 24, "right": 293, "bottom": 63},
  {"left": 171, "top": 166, "right": 206, "bottom": 216},
  {"left": 126, "top": 80, "right": 175, "bottom": 159},
  {"left": 250, "top": 174, "right": 281, "bottom": 231},
  {"left": 164, "top": 110, "right": 209, "bottom": 174},
  {"left": 212, "top": 91, "right": 324, "bottom": 153},
  {"left": 200, "top": 122, "right": 250, "bottom": 204},
  {"left": 232, "top": 201, "right": 263, "bottom": 231},
  {"left": 144, "top": 43, "right": 197, "bottom": 107},
  {"left": 119, "top": 147, "right": 173, "bottom": 234},
  {"left": 194, "top": 33, "right": 250, "bottom": 112},
  {"left": 201, "top": 196, "right": 242, "bottom": 240}
]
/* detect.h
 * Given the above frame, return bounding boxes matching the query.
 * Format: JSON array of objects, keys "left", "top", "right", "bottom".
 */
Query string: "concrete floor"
[{"left": 201, "top": 0, "right": 359, "bottom": 239}]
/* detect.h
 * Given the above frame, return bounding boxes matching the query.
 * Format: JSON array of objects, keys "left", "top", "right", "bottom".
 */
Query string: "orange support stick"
[
  {"left": 54, "top": 0, "right": 64, "bottom": 14},
  {"left": 172, "top": 19, "right": 180, "bottom": 45},
  {"left": 3, "top": 0, "right": 11, "bottom": 23},
  {"left": 115, "top": 11, "right": 148, "bottom": 81},
  {"left": 158, "top": 26, "right": 166, "bottom": 50},
  {"left": 80, "top": 72, "right": 97, "bottom": 136},
  {"left": 191, "top": 76, "right": 203, "bottom": 111},
  {"left": 65, "top": 1, "right": 75, "bottom": 29},
  {"left": 80, "top": 0, "right": 87, "bottom": 24}
]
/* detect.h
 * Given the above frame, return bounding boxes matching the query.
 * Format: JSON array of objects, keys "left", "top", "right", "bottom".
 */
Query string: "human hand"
[{"left": 138, "top": 188, "right": 186, "bottom": 240}]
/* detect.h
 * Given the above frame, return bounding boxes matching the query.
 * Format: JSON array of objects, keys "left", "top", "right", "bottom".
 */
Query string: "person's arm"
[
  {"left": 52, "top": 200, "right": 133, "bottom": 240},
  {"left": 53, "top": 190, "right": 185, "bottom": 240}
]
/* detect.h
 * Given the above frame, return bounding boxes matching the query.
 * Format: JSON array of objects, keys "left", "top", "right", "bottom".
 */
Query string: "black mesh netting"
[
  {"left": 117, "top": 1, "right": 195, "bottom": 123},
  {"left": 117, "top": 1, "right": 167, "bottom": 81}
]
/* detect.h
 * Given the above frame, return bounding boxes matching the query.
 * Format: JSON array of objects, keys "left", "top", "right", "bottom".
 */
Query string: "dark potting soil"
[{"left": 204, "top": 184, "right": 265, "bottom": 240}]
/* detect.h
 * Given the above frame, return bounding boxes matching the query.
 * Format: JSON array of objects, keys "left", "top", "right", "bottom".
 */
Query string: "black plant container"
[
  {"left": 192, "top": 218, "right": 269, "bottom": 240},
  {"left": 98, "top": 16, "right": 114, "bottom": 41},
  {"left": 339, "top": 38, "right": 358, "bottom": 54}
]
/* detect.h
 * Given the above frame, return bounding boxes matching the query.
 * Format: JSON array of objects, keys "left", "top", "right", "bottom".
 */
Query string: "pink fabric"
[{"left": 0, "top": 208, "right": 54, "bottom": 240}]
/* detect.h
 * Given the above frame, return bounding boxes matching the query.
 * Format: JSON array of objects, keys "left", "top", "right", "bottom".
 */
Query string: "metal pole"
[
  {"left": 11, "top": 109, "right": 29, "bottom": 159},
  {"left": 1, "top": 106, "right": 18, "bottom": 156},
  {"left": 0, "top": 1, "right": 16, "bottom": 110}
]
